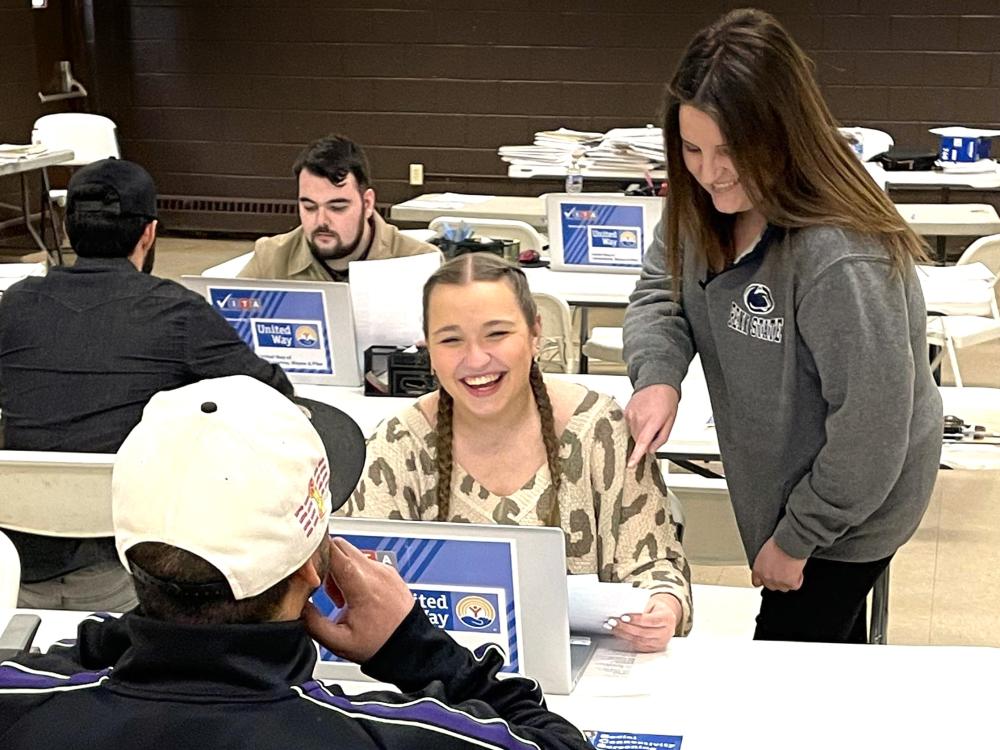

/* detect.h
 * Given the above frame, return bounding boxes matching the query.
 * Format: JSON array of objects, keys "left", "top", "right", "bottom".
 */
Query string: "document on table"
[
  {"left": 568, "top": 574, "right": 651, "bottom": 635},
  {"left": 348, "top": 252, "right": 442, "bottom": 357},
  {"left": 402, "top": 193, "right": 496, "bottom": 210},
  {"left": 573, "top": 642, "right": 667, "bottom": 697}
]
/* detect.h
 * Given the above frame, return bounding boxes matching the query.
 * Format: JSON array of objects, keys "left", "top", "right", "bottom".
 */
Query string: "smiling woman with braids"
[{"left": 342, "top": 253, "right": 692, "bottom": 651}]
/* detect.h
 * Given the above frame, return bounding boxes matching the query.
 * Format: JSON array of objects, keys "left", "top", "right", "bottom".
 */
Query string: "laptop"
[
  {"left": 313, "top": 516, "right": 595, "bottom": 695},
  {"left": 181, "top": 276, "right": 362, "bottom": 386},
  {"left": 546, "top": 193, "right": 663, "bottom": 274}
]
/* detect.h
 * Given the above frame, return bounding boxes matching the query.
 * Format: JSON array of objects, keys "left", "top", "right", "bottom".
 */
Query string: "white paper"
[
  {"left": 568, "top": 574, "right": 651, "bottom": 635},
  {"left": 348, "top": 252, "right": 442, "bottom": 358},
  {"left": 572, "top": 641, "right": 665, "bottom": 697},
  {"left": 930, "top": 126, "right": 1000, "bottom": 139}
]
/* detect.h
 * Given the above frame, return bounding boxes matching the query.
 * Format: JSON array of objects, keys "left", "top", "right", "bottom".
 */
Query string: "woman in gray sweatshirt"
[{"left": 622, "top": 8, "right": 942, "bottom": 643}]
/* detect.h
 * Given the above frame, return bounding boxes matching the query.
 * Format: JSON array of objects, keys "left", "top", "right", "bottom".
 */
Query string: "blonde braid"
[
  {"left": 434, "top": 389, "right": 455, "bottom": 520},
  {"left": 529, "top": 361, "right": 562, "bottom": 526}
]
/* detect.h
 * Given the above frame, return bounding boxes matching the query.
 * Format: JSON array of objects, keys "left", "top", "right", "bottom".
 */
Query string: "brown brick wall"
[
  {"left": 6, "top": 1, "right": 1000, "bottom": 234},
  {"left": 0, "top": 1, "right": 43, "bottom": 243}
]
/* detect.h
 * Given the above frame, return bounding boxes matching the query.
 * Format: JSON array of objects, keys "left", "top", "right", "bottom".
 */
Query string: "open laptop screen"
[
  {"left": 180, "top": 276, "right": 362, "bottom": 387},
  {"left": 313, "top": 517, "right": 583, "bottom": 694},
  {"left": 546, "top": 194, "right": 663, "bottom": 274}
]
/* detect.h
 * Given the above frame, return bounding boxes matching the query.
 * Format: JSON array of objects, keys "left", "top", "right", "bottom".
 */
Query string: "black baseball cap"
[{"left": 66, "top": 158, "right": 157, "bottom": 221}]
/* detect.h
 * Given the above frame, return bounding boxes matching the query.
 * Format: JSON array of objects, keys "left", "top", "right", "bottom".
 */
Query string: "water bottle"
[{"left": 565, "top": 160, "right": 583, "bottom": 194}]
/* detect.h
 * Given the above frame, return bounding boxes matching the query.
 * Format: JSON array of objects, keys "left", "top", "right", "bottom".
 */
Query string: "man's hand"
[
  {"left": 624, "top": 384, "right": 680, "bottom": 467},
  {"left": 302, "top": 537, "right": 415, "bottom": 663},
  {"left": 604, "top": 593, "right": 681, "bottom": 652},
  {"left": 751, "top": 537, "right": 807, "bottom": 592}
]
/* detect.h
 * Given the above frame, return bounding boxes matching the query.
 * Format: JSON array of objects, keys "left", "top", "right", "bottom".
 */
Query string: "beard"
[
  {"left": 141, "top": 241, "right": 156, "bottom": 274},
  {"left": 306, "top": 212, "right": 367, "bottom": 261}
]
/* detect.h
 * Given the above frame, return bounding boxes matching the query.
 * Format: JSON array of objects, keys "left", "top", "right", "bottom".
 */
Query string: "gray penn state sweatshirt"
[{"left": 623, "top": 224, "right": 942, "bottom": 564}]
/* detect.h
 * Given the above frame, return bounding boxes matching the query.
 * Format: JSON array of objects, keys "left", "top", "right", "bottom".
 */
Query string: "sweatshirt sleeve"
[
  {"left": 320, "top": 603, "right": 590, "bottom": 750},
  {"left": 338, "top": 413, "right": 436, "bottom": 521},
  {"left": 623, "top": 221, "right": 696, "bottom": 392},
  {"left": 589, "top": 401, "right": 693, "bottom": 634},
  {"left": 772, "top": 258, "right": 916, "bottom": 558}
]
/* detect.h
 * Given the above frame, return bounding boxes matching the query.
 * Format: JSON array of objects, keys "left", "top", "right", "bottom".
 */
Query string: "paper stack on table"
[{"left": 498, "top": 126, "right": 663, "bottom": 172}]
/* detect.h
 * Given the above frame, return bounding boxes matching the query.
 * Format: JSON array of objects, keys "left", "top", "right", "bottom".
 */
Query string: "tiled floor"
[{"left": 155, "top": 236, "right": 1000, "bottom": 647}]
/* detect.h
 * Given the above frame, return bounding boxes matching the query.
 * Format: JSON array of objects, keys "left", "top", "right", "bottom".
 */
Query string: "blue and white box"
[{"left": 931, "top": 127, "right": 1000, "bottom": 163}]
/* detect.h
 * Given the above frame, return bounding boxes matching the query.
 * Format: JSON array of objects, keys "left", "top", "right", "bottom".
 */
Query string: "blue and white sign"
[
  {"left": 585, "top": 731, "right": 683, "bottom": 749},
  {"left": 560, "top": 203, "right": 645, "bottom": 267},
  {"left": 208, "top": 287, "right": 333, "bottom": 375},
  {"left": 313, "top": 533, "right": 523, "bottom": 672}
]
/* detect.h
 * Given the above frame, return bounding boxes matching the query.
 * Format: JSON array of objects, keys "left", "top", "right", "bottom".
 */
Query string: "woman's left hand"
[
  {"left": 605, "top": 592, "right": 682, "bottom": 652},
  {"left": 751, "top": 537, "right": 807, "bottom": 592}
]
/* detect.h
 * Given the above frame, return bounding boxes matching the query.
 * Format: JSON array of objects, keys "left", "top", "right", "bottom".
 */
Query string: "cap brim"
[{"left": 292, "top": 397, "right": 365, "bottom": 511}]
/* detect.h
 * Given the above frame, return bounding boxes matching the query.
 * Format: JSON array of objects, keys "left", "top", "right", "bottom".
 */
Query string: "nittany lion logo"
[
  {"left": 456, "top": 595, "right": 496, "bottom": 629},
  {"left": 743, "top": 283, "right": 774, "bottom": 315}
]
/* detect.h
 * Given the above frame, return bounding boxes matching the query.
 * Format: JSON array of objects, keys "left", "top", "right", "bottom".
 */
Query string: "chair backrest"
[
  {"left": 429, "top": 217, "right": 545, "bottom": 254},
  {"left": 32, "top": 113, "right": 121, "bottom": 166},
  {"left": 202, "top": 250, "right": 254, "bottom": 277},
  {"left": 532, "top": 292, "right": 577, "bottom": 373},
  {"left": 958, "top": 233, "right": 1000, "bottom": 276},
  {"left": 664, "top": 473, "right": 746, "bottom": 566},
  {"left": 0, "top": 530, "right": 20, "bottom": 608},
  {"left": 0, "top": 450, "right": 115, "bottom": 537}
]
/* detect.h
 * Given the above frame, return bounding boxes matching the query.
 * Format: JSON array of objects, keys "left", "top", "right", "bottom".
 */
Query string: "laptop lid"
[
  {"left": 313, "top": 516, "right": 586, "bottom": 695},
  {"left": 181, "top": 276, "right": 362, "bottom": 387},
  {"left": 546, "top": 193, "right": 663, "bottom": 274}
]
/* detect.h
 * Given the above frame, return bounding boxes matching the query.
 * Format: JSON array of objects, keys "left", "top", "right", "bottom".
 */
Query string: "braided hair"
[{"left": 423, "top": 254, "right": 562, "bottom": 525}]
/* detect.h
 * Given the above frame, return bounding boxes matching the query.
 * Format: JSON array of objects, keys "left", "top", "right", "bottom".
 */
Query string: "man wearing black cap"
[
  {"left": 0, "top": 376, "right": 590, "bottom": 750},
  {"left": 0, "top": 158, "right": 294, "bottom": 611}
]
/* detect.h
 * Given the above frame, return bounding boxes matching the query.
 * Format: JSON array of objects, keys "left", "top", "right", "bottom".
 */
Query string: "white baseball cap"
[{"left": 113, "top": 375, "right": 364, "bottom": 600}]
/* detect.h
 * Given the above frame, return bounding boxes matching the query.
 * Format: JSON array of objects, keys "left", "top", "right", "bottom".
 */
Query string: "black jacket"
[
  {"left": 0, "top": 605, "right": 590, "bottom": 750},
  {"left": 0, "top": 256, "right": 294, "bottom": 580}
]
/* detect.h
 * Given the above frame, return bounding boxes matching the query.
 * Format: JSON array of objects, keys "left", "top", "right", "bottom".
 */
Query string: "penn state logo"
[
  {"left": 743, "top": 283, "right": 774, "bottom": 315},
  {"left": 455, "top": 595, "right": 497, "bottom": 629},
  {"left": 294, "top": 325, "right": 319, "bottom": 347}
]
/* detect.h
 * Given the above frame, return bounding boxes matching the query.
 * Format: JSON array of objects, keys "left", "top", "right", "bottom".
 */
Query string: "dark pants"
[{"left": 754, "top": 554, "right": 893, "bottom": 644}]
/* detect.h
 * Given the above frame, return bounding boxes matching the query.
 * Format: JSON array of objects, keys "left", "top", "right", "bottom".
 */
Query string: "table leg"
[
  {"left": 19, "top": 173, "right": 48, "bottom": 254},
  {"left": 578, "top": 306, "right": 590, "bottom": 374},
  {"left": 39, "top": 168, "right": 63, "bottom": 266},
  {"left": 868, "top": 566, "right": 890, "bottom": 645},
  {"left": 935, "top": 235, "right": 947, "bottom": 266}
]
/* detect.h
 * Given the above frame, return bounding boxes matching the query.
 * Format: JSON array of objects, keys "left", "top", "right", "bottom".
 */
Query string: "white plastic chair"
[
  {"left": 580, "top": 326, "right": 623, "bottom": 372},
  {"left": 429, "top": 216, "right": 546, "bottom": 254},
  {"left": 532, "top": 292, "right": 577, "bottom": 373},
  {"left": 31, "top": 113, "right": 121, "bottom": 263},
  {"left": 32, "top": 113, "right": 121, "bottom": 207},
  {"left": 927, "top": 263, "right": 1000, "bottom": 387},
  {"left": 0, "top": 450, "right": 115, "bottom": 537},
  {"left": 0, "top": 530, "right": 21, "bottom": 608}
]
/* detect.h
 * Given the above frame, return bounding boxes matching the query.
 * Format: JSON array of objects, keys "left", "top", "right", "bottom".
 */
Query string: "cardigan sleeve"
[{"left": 588, "top": 400, "right": 693, "bottom": 635}]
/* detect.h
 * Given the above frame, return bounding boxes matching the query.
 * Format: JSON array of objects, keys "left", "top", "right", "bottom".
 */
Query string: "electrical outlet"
[{"left": 409, "top": 163, "right": 424, "bottom": 186}]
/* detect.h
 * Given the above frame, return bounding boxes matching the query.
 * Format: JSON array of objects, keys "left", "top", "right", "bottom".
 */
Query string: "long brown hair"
[
  {"left": 664, "top": 8, "right": 926, "bottom": 280},
  {"left": 422, "top": 253, "right": 562, "bottom": 524}
]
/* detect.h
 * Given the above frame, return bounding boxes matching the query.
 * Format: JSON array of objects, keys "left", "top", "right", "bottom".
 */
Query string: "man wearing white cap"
[{"left": 0, "top": 376, "right": 589, "bottom": 750}]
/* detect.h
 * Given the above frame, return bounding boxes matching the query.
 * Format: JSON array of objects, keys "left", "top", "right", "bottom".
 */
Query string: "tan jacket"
[{"left": 239, "top": 213, "right": 438, "bottom": 281}]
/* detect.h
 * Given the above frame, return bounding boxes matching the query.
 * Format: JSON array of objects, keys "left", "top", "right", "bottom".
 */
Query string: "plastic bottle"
[{"left": 565, "top": 159, "right": 583, "bottom": 194}]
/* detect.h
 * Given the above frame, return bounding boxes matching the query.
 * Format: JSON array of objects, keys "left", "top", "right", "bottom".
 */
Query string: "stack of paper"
[{"left": 498, "top": 126, "right": 663, "bottom": 172}]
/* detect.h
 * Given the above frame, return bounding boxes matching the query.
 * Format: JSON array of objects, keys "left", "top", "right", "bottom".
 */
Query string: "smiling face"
[
  {"left": 426, "top": 279, "right": 540, "bottom": 421},
  {"left": 678, "top": 104, "right": 756, "bottom": 216},
  {"left": 297, "top": 169, "right": 375, "bottom": 261}
]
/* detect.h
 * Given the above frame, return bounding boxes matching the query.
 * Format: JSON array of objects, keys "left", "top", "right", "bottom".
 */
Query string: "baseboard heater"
[{"left": 156, "top": 195, "right": 298, "bottom": 235}]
